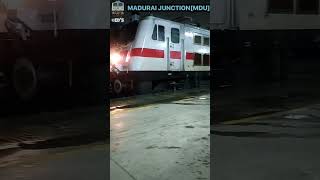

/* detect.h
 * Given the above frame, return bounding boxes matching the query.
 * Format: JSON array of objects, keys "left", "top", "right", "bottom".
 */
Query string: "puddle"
[
  {"left": 146, "top": 145, "right": 181, "bottom": 149},
  {"left": 185, "top": 126, "right": 195, "bottom": 128},
  {"left": 160, "top": 146, "right": 181, "bottom": 149},
  {"left": 199, "top": 97, "right": 208, "bottom": 100},
  {"left": 145, "top": 145, "right": 158, "bottom": 149}
]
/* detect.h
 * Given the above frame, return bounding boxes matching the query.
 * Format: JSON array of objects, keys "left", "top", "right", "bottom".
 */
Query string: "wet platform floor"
[
  {"left": 212, "top": 104, "right": 320, "bottom": 180},
  {"left": 110, "top": 93, "right": 210, "bottom": 180}
]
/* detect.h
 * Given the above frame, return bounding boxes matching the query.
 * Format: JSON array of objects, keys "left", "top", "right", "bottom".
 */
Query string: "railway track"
[
  {"left": 110, "top": 83, "right": 210, "bottom": 112},
  {"left": 110, "top": 85, "right": 179, "bottom": 99}
]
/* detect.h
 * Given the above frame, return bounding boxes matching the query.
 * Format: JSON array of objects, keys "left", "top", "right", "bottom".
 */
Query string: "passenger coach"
[{"left": 110, "top": 16, "right": 210, "bottom": 94}]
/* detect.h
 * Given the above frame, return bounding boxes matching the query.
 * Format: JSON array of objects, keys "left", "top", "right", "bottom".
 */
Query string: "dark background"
[{"left": 112, "top": 0, "right": 210, "bottom": 29}]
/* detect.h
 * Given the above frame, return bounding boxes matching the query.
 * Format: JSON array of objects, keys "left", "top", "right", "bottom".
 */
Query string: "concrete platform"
[
  {"left": 212, "top": 104, "right": 320, "bottom": 180},
  {"left": 0, "top": 143, "right": 108, "bottom": 180},
  {"left": 111, "top": 93, "right": 210, "bottom": 180},
  {"left": 0, "top": 106, "right": 106, "bottom": 150},
  {"left": 213, "top": 77, "right": 320, "bottom": 124},
  {"left": 111, "top": 159, "right": 135, "bottom": 180}
]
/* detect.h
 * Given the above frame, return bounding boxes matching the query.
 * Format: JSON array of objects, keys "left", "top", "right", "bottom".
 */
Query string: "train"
[
  {"left": 211, "top": 0, "right": 320, "bottom": 85},
  {"left": 0, "top": 0, "right": 108, "bottom": 101},
  {"left": 110, "top": 15, "right": 210, "bottom": 94}
]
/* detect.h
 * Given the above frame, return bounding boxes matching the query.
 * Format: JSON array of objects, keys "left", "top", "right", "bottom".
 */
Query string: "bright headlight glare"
[{"left": 110, "top": 52, "right": 121, "bottom": 65}]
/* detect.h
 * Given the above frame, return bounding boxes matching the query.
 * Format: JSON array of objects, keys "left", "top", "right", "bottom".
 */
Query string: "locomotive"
[
  {"left": 211, "top": 0, "right": 320, "bottom": 85},
  {"left": 110, "top": 15, "right": 210, "bottom": 94},
  {"left": 0, "top": 0, "right": 108, "bottom": 101}
]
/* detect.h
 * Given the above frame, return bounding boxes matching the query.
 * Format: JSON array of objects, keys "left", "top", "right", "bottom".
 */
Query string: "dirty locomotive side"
[
  {"left": 0, "top": 0, "right": 108, "bottom": 101},
  {"left": 211, "top": 0, "right": 320, "bottom": 86},
  {"left": 110, "top": 15, "right": 210, "bottom": 95}
]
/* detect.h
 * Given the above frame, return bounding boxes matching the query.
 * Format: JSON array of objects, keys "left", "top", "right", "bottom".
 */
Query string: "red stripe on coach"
[
  {"left": 130, "top": 48, "right": 164, "bottom": 58},
  {"left": 186, "top": 52, "right": 194, "bottom": 60},
  {"left": 170, "top": 51, "right": 181, "bottom": 59},
  {"left": 120, "top": 50, "right": 129, "bottom": 57}
]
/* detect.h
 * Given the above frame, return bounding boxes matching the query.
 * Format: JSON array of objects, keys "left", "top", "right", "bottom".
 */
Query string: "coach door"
[
  {"left": 155, "top": 20, "right": 182, "bottom": 71},
  {"left": 168, "top": 24, "right": 182, "bottom": 71},
  {"left": 166, "top": 24, "right": 182, "bottom": 71}
]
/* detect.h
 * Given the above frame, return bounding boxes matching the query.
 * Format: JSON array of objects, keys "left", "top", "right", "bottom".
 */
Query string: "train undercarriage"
[
  {"left": 0, "top": 29, "right": 107, "bottom": 102},
  {"left": 212, "top": 29, "right": 320, "bottom": 87},
  {"left": 109, "top": 67, "right": 210, "bottom": 96}
]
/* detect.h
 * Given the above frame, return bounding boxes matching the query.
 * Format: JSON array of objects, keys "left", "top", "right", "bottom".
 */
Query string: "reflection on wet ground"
[
  {"left": 110, "top": 88, "right": 210, "bottom": 112},
  {"left": 212, "top": 105, "right": 320, "bottom": 139},
  {"left": 111, "top": 93, "right": 210, "bottom": 180},
  {"left": 211, "top": 130, "right": 320, "bottom": 139},
  {"left": 212, "top": 104, "right": 320, "bottom": 180},
  {"left": 0, "top": 105, "right": 107, "bottom": 170},
  {"left": 18, "top": 132, "right": 107, "bottom": 150},
  {"left": 211, "top": 130, "right": 268, "bottom": 137},
  {"left": 213, "top": 79, "right": 320, "bottom": 124}
]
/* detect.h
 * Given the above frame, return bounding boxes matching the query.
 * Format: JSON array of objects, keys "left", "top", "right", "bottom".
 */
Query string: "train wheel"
[
  {"left": 12, "top": 58, "right": 38, "bottom": 101},
  {"left": 113, "top": 79, "right": 123, "bottom": 95}
]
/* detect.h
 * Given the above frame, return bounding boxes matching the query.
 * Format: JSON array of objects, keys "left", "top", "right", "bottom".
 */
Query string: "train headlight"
[{"left": 110, "top": 52, "right": 121, "bottom": 65}]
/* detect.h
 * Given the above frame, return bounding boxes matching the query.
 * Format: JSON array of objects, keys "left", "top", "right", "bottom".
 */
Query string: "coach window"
[
  {"left": 194, "top": 35, "right": 202, "bottom": 45},
  {"left": 203, "top": 37, "right": 210, "bottom": 46},
  {"left": 203, "top": 54, "right": 210, "bottom": 66},
  {"left": 297, "top": 0, "right": 319, "bottom": 14},
  {"left": 152, "top": 25, "right": 157, "bottom": 40},
  {"left": 194, "top": 53, "right": 202, "bottom": 66},
  {"left": 158, "top": 25, "right": 165, "bottom": 41},
  {"left": 268, "top": 0, "right": 294, "bottom": 13},
  {"left": 171, "top": 28, "right": 180, "bottom": 43}
]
